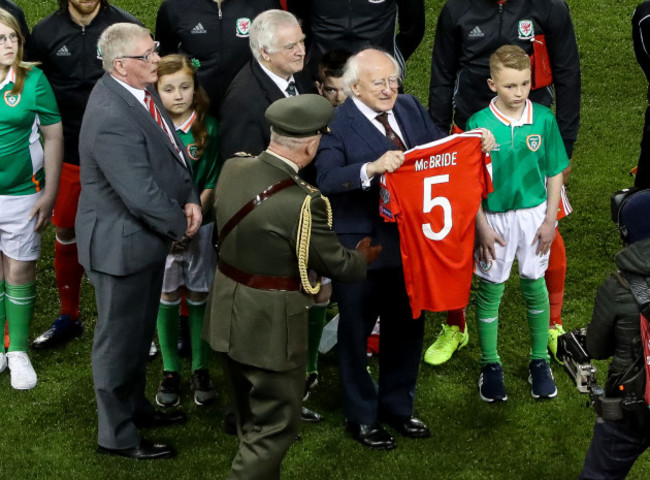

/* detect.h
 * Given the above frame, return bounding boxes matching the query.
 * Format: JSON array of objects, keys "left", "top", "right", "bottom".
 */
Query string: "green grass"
[{"left": 2, "top": 0, "right": 649, "bottom": 479}]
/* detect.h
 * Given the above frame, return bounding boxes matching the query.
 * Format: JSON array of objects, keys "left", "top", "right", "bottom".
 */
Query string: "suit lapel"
[
  {"left": 251, "top": 61, "right": 286, "bottom": 105},
  {"left": 342, "top": 99, "right": 399, "bottom": 159},
  {"left": 103, "top": 75, "right": 188, "bottom": 169},
  {"left": 147, "top": 87, "right": 190, "bottom": 169},
  {"left": 392, "top": 97, "right": 414, "bottom": 150}
]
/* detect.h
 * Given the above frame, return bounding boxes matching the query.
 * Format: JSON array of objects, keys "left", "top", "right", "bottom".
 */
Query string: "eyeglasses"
[
  {"left": 370, "top": 76, "right": 400, "bottom": 91},
  {"left": 118, "top": 41, "right": 160, "bottom": 63},
  {"left": 0, "top": 33, "right": 18, "bottom": 46}
]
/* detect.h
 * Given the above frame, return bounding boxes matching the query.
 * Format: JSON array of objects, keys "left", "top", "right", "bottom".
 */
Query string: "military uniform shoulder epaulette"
[
  {"left": 232, "top": 151, "right": 254, "bottom": 158},
  {"left": 291, "top": 175, "right": 320, "bottom": 196}
]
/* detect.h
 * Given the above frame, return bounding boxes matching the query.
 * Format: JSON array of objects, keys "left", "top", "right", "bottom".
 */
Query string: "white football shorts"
[{"left": 474, "top": 202, "right": 550, "bottom": 284}]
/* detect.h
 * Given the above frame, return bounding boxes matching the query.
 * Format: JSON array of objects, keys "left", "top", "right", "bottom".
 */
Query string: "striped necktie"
[
  {"left": 144, "top": 91, "right": 181, "bottom": 155},
  {"left": 144, "top": 91, "right": 165, "bottom": 129}
]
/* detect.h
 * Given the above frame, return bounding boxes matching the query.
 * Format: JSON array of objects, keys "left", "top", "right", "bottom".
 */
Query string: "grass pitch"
[{"left": 2, "top": 1, "right": 649, "bottom": 479}]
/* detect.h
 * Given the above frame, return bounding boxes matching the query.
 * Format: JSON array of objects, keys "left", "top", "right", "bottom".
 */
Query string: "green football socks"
[
  {"left": 187, "top": 299, "right": 209, "bottom": 372},
  {"left": 476, "top": 279, "right": 505, "bottom": 366},
  {"left": 157, "top": 299, "right": 181, "bottom": 372},
  {"left": 5, "top": 282, "right": 36, "bottom": 352},
  {"left": 521, "top": 277, "right": 551, "bottom": 362}
]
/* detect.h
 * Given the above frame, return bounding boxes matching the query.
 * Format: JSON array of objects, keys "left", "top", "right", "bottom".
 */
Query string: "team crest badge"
[
  {"left": 526, "top": 134, "right": 542, "bottom": 152},
  {"left": 518, "top": 20, "right": 534, "bottom": 39},
  {"left": 187, "top": 143, "right": 200, "bottom": 161},
  {"left": 478, "top": 259, "right": 493, "bottom": 273},
  {"left": 380, "top": 187, "right": 390, "bottom": 204},
  {"left": 4, "top": 91, "right": 21, "bottom": 107},
  {"left": 236, "top": 18, "right": 251, "bottom": 37}
]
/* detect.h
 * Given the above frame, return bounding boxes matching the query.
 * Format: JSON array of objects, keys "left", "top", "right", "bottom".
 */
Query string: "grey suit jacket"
[{"left": 76, "top": 73, "right": 199, "bottom": 276}]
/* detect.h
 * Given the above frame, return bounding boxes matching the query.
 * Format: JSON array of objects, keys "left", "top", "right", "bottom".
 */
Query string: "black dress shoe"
[
  {"left": 32, "top": 315, "right": 83, "bottom": 350},
  {"left": 133, "top": 410, "right": 187, "bottom": 428},
  {"left": 97, "top": 439, "right": 176, "bottom": 460},
  {"left": 345, "top": 421, "right": 396, "bottom": 450},
  {"left": 301, "top": 406, "right": 324, "bottom": 423},
  {"left": 381, "top": 415, "right": 431, "bottom": 438}
]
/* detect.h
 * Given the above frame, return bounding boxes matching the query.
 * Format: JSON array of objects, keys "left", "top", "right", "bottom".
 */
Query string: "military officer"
[{"left": 204, "top": 94, "right": 379, "bottom": 480}]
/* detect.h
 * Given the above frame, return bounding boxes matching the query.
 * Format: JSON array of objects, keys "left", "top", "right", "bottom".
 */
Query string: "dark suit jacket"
[
  {"left": 219, "top": 59, "right": 315, "bottom": 161},
  {"left": 204, "top": 152, "right": 366, "bottom": 372},
  {"left": 76, "top": 74, "right": 199, "bottom": 276},
  {"left": 315, "top": 94, "right": 446, "bottom": 269}
]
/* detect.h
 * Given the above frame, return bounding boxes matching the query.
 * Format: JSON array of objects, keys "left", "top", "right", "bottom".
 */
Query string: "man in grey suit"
[{"left": 75, "top": 23, "right": 201, "bottom": 460}]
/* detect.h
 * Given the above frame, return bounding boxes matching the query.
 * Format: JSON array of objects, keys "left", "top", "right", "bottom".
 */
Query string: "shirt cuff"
[{"left": 361, "top": 163, "right": 373, "bottom": 190}]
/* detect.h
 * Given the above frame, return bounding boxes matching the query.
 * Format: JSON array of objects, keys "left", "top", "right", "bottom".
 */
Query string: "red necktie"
[
  {"left": 376, "top": 112, "right": 406, "bottom": 151},
  {"left": 144, "top": 91, "right": 165, "bottom": 129},
  {"left": 144, "top": 91, "right": 181, "bottom": 155}
]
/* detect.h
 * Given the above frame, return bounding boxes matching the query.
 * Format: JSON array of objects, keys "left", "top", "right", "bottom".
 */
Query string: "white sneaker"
[
  {"left": 0, "top": 352, "right": 6, "bottom": 373},
  {"left": 7, "top": 351, "right": 37, "bottom": 390}
]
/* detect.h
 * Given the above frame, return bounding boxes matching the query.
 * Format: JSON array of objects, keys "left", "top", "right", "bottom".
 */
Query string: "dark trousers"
[
  {"left": 635, "top": 106, "right": 650, "bottom": 189},
  {"left": 88, "top": 266, "right": 164, "bottom": 449},
  {"left": 334, "top": 267, "right": 424, "bottom": 425},
  {"left": 579, "top": 417, "right": 650, "bottom": 480},
  {"left": 222, "top": 355, "right": 304, "bottom": 480}
]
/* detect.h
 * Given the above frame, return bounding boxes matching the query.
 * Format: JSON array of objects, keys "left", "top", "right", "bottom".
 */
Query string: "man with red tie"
[{"left": 76, "top": 23, "right": 201, "bottom": 459}]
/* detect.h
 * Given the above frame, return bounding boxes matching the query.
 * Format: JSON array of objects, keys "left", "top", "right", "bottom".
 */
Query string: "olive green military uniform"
[{"left": 204, "top": 147, "right": 366, "bottom": 479}]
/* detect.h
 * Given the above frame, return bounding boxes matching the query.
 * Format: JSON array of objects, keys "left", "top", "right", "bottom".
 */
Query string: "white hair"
[
  {"left": 249, "top": 9, "right": 300, "bottom": 61},
  {"left": 270, "top": 128, "right": 317, "bottom": 147},
  {"left": 342, "top": 49, "right": 402, "bottom": 97},
  {"left": 98, "top": 23, "right": 151, "bottom": 73}
]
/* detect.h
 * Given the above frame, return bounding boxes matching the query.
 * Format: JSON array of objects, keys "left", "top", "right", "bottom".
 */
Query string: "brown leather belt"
[{"left": 219, "top": 260, "right": 300, "bottom": 291}]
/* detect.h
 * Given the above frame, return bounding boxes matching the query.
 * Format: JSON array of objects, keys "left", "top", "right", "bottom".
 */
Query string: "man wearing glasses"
[
  {"left": 76, "top": 22, "right": 201, "bottom": 460},
  {"left": 315, "top": 49, "right": 494, "bottom": 450},
  {"left": 29, "top": 0, "right": 141, "bottom": 352}
]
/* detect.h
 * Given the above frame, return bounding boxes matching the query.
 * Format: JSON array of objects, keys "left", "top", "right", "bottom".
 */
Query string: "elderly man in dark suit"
[
  {"left": 76, "top": 23, "right": 201, "bottom": 460},
  {"left": 316, "top": 48, "right": 493, "bottom": 450},
  {"left": 219, "top": 9, "right": 314, "bottom": 160},
  {"left": 204, "top": 94, "right": 378, "bottom": 479}
]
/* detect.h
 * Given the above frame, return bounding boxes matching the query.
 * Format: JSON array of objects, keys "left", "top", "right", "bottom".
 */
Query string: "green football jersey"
[
  {"left": 466, "top": 99, "right": 569, "bottom": 212},
  {"left": 0, "top": 67, "right": 61, "bottom": 195},
  {"left": 175, "top": 112, "right": 220, "bottom": 223}
]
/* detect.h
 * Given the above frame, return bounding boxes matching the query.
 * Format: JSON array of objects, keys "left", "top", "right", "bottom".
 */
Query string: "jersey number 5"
[{"left": 422, "top": 174, "right": 452, "bottom": 240}]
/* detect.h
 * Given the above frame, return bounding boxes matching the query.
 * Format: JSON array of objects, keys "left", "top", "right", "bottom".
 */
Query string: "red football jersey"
[{"left": 379, "top": 131, "right": 493, "bottom": 317}]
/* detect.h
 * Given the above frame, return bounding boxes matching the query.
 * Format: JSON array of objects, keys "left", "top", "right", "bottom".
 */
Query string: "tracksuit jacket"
[
  {"left": 29, "top": 5, "right": 141, "bottom": 165},
  {"left": 156, "top": 0, "right": 280, "bottom": 116},
  {"left": 287, "top": 0, "right": 425, "bottom": 70},
  {"left": 428, "top": 0, "right": 580, "bottom": 157}
]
